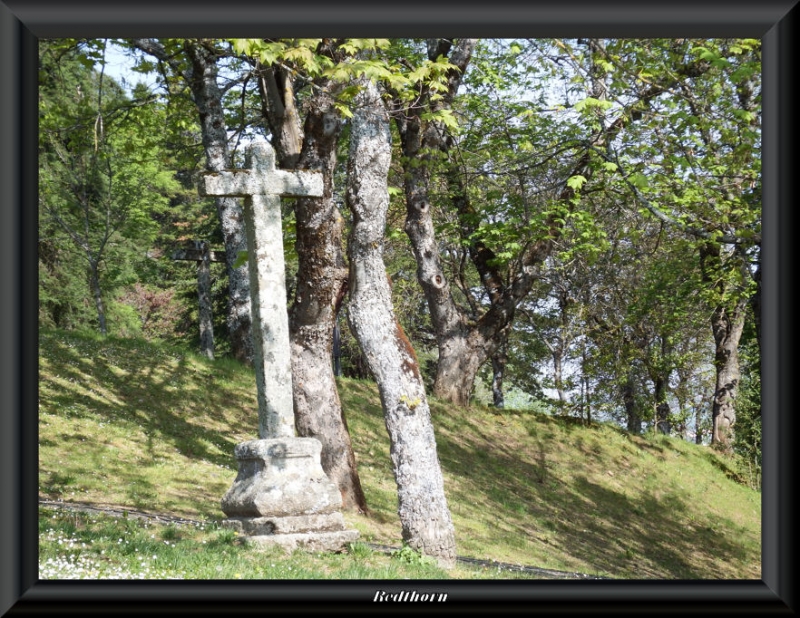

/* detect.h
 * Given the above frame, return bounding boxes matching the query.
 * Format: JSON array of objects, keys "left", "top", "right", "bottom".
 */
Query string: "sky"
[{"left": 101, "top": 41, "right": 159, "bottom": 94}]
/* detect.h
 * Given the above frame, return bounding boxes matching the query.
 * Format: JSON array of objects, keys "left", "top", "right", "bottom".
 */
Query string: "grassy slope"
[{"left": 38, "top": 328, "right": 761, "bottom": 579}]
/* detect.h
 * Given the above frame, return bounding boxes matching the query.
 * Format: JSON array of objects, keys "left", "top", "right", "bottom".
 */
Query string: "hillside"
[{"left": 38, "top": 328, "right": 761, "bottom": 579}]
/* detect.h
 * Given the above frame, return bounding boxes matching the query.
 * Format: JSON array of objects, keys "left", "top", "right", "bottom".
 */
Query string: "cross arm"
[{"left": 200, "top": 168, "right": 324, "bottom": 199}]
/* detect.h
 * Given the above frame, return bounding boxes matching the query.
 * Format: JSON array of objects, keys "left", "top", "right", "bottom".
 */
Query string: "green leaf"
[
  {"left": 566, "top": 175, "right": 587, "bottom": 191},
  {"left": 574, "top": 97, "right": 613, "bottom": 113},
  {"left": 233, "top": 251, "right": 249, "bottom": 269},
  {"left": 629, "top": 172, "right": 649, "bottom": 189},
  {"left": 334, "top": 102, "right": 354, "bottom": 119},
  {"left": 421, "top": 108, "right": 459, "bottom": 131}
]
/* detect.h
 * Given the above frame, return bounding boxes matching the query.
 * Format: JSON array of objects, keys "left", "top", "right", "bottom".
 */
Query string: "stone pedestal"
[{"left": 221, "top": 437, "right": 359, "bottom": 552}]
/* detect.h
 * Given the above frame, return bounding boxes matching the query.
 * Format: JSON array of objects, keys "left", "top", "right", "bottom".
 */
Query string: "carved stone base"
[
  {"left": 241, "top": 529, "right": 361, "bottom": 553},
  {"left": 220, "top": 437, "right": 358, "bottom": 552}
]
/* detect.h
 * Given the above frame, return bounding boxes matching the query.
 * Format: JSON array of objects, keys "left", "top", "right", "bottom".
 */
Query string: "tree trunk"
[
  {"left": 253, "top": 46, "right": 368, "bottom": 511},
  {"left": 700, "top": 242, "right": 747, "bottom": 452},
  {"left": 182, "top": 41, "right": 254, "bottom": 366},
  {"left": 393, "top": 39, "right": 481, "bottom": 406},
  {"left": 695, "top": 405, "right": 704, "bottom": 445},
  {"left": 553, "top": 347, "right": 568, "bottom": 407},
  {"left": 490, "top": 343, "right": 507, "bottom": 408},
  {"left": 196, "top": 241, "right": 215, "bottom": 360},
  {"left": 89, "top": 261, "right": 107, "bottom": 336},
  {"left": 131, "top": 39, "right": 251, "bottom": 360},
  {"left": 709, "top": 300, "right": 746, "bottom": 450},
  {"left": 581, "top": 349, "right": 592, "bottom": 424},
  {"left": 288, "top": 87, "right": 368, "bottom": 513},
  {"left": 432, "top": 330, "right": 485, "bottom": 406},
  {"left": 332, "top": 319, "right": 342, "bottom": 377},
  {"left": 346, "top": 80, "right": 456, "bottom": 567},
  {"left": 257, "top": 65, "right": 303, "bottom": 169},
  {"left": 622, "top": 372, "right": 641, "bottom": 434},
  {"left": 654, "top": 376, "right": 671, "bottom": 435}
]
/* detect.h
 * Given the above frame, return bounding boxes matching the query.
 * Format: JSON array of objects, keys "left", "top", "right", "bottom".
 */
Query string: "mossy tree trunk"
[{"left": 346, "top": 80, "right": 456, "bottom": 567}]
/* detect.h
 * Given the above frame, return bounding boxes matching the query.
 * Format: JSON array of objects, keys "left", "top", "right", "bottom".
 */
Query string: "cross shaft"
[{"left": 200, "top": 142, "right": 323, "bottom": 439}]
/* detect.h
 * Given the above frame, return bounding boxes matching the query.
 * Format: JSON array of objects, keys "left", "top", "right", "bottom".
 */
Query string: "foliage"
[
  {"left": 391, "top": 543, "right": 438, "bottom": 567},
  {"left": 114, "top": 283, "right": 186, "bottom": 341},
  {"left": 39, "top": 39, "right": 181, "bottom": 336}
]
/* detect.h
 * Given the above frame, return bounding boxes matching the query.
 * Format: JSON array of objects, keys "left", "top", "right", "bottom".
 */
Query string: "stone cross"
[
  {"left": 199, "top": 141, "right": 358, "bottom": 553},
  {"left": 200, "top": 142, "right": 323, "bottom": 440}
]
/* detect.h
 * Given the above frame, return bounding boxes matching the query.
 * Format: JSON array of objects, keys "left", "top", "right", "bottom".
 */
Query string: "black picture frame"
[{"left": 2, "top": 1, "right": 795, "bottom": 614}]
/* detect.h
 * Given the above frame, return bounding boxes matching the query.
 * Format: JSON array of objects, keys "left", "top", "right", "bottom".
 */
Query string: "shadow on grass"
[
  {"left": 38, "top": 331, "right": 258, "bottom": 520},
  {"left": 437, "top": 430, "right": 758, "bottom": 579},
  {"left": 40, "top": 331, "right": 249, "bottom": 470}
]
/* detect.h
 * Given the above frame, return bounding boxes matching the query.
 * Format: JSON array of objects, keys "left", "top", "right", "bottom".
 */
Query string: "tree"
[
  {"left": 39, "top": 39, "right": 178, "bottom": 336},
  {"left": 389, "top": 38, "right": 478, "bottom": 405},
  {"left": 345, "top": 78, "right": 456, "bottom": 567},
  {"left": 596, "top": 38, "right": 761, "bottom": 449},
  {"left": 129, "top": 38, "right": 255, "bottom": 365},
  {"left": 388, "top": 36, "right": 760, "bottom": 458},
  {"left": 239, "top": 38, "right": 369, "bottom": 512}
]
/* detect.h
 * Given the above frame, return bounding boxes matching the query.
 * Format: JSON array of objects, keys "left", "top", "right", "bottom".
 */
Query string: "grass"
[
  {"left": 38, "top": 328, "right": 761, "bottom": 579},
  {"left": 38, "top": 507, "right": 459, "bottom": 580}
]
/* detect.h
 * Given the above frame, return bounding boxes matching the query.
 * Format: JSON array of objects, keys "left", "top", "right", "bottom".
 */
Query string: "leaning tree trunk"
[
  {"left": 346, "top": 80, "right": 456, "bottom": 567},
  {"left": 183, "top": 41, "right": 254, "bottom": 365},
  {"left": 287, "top": 87, "right": 368, "bottom": 513}
]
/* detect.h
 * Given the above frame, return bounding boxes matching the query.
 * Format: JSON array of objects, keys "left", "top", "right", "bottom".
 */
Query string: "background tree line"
[{"left": 39, "top": 37, "right": 762, "bottom": 562}]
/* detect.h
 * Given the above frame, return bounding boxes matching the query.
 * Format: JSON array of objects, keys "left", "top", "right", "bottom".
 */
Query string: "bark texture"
[
  {"left": 131, "top": 39, "right": 254, "bottom": 365},
  {"left": 254, "top": 40, "right": 368, "bottom": 512},
  {"left": 709, "top": 301, "right": 746, "bottom": 449},
  {"left": 89, "top": 262, "right": 107, "bottom": 336},
  {"left": 346, "top": 81, "right": 456, "bottom": 567},
  {"left": 622, "top": 375, "right": 642, "bottom": 434},
  {"left": 393, "top": 38, "right": 478, "bottom": 406},
  {"left": 288, "top": 88, "right": 368, "bottom": 513},
  {"left": 700, "top": 242, "right": 747, "bottom": 451},
  {"left": 196, "top": 241, "right": 215, "bottom": 359}
]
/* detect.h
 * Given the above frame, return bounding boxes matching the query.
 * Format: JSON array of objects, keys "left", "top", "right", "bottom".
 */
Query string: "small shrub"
[
  {"left": 207, "top": 527, "right": 238, "bottom": 547},
  {"left": 347, "top": 541, "right": 373, "bottom": 560},
  {"left": 391, "top": 543, "right": 436, "bottom": 567}
]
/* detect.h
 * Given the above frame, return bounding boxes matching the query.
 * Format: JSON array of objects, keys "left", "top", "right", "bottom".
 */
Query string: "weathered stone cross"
[
  {"left": 201, "top": 142, "right": 323, "bottom": 440},
  {"left": 199, "top": 141, "right": 358, "bottom": 552}
]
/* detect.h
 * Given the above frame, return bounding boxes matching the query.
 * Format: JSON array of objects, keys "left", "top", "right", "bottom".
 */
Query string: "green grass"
[
  {"left": 38, "top": 328, "right": 761, "bottom": 579},
  {"left": 38, "top": 507, "right": 459, "bottom": 580}
]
